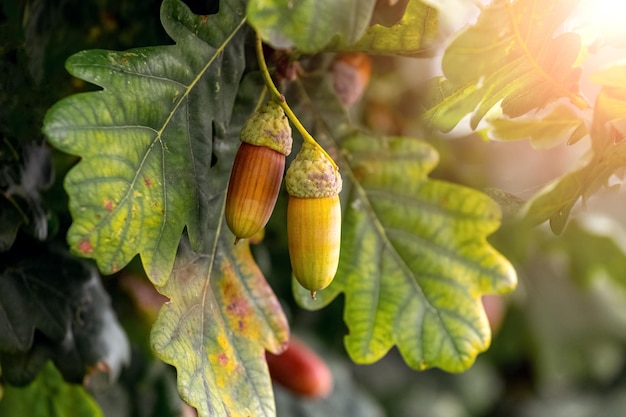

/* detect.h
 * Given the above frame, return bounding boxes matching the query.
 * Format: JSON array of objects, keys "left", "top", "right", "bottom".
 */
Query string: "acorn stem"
[{"left": 255, "top": 32, "right": 338, "bottom": 171}]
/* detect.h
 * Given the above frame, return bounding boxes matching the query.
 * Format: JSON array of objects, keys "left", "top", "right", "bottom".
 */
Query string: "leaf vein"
[
  {"left": 506, "top": 1, "right": 579, "bottom": 105},
  {"left": 69, "top": 63, "right": 189, "bottom": 89}
]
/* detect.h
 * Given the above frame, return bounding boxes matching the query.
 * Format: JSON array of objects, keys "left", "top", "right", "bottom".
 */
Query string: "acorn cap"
[
  {"left": 285, "top": 141, "right": 342, "bottom": 198},
  {"left": 241, "top": 100, "right": 292, "bottom": 156}
]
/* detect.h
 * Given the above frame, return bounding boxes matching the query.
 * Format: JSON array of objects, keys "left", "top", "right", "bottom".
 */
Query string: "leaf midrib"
[
  {"left": 71, "top": 17, "right": 247, "bottom": 277},
  {"left": 505, "top": 0, "right": 583, "bottom": 107}
]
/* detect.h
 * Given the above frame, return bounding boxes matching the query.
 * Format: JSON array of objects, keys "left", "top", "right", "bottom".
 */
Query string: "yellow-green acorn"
[
  {"left": 225, "top": 100, "right": 292, "bottom": 244},
  {"left": 285, "top": 141, "right": 342, "bottom": 299}
]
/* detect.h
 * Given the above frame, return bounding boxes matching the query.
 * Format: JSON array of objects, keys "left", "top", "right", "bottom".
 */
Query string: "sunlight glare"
[{"left": 577, "top": 0, "right": 626, "bottom": 45}]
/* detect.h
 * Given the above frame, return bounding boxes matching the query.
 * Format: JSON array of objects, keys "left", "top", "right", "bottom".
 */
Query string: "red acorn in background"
[{"left": 266, "top": 335, "right": 333, "bottom": 399}]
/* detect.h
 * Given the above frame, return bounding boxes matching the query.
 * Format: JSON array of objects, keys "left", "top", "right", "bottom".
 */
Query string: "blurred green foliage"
[{"left": 4, "top": 0, "right": 626, "bottom": 416}]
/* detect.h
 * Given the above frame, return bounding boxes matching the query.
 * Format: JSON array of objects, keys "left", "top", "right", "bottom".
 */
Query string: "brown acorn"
[
  {"left": 225, "top": 100, "right": 292, "bottom": 243},
  {"left": 285, "top": 141, "right": 342, "bottom": 298}
]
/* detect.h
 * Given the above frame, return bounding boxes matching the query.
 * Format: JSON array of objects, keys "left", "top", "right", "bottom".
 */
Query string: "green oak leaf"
[
  {"left": 43, "top": 0, "right": 248, "bottom": 285},
  {"left": 151, "top": 237, "right": 289, "bottom": 417},
  {"left": 420, "top": 76, "right": 482, "bottom": 133},
  {"left": 295, "top": 132, "right": 517, "bottom": 372},
  {"left": 247, "top": 0, "right": 377, "bottom": 53},
  {"left": 503, "top": 219, "right": 626, "bottom": 389},
  {"left": 337, "top": 0, "right": 439, "bottom": 56},
  {"left": 0, "top": 199, "right": 23, "bottom": 252},
  {"left": 588, "top": 65, "right": 626, "bottom": 138},
  {"left": 519, "top": 235, "right": 626, "bottom": 390},
  {"left": 523, "top": 147, "right": 626, "bottom": 234},
  {"left": 0, "top": 245, "right": 129, "bottom": 386},
  {"left": 559, "top": 218, "right": 626, "bottom": 289},
  {"left": 523, "top": 67, "right": 626, "bottom": 233},
  {"left": 488, "top": 104, "right": 588, "bottom": 149},
  {"left": 519, "top": 153, "right": 595, "bottom": 234},
  {"left": 0, "top": 362, "right": 103, "bottom": 417},
  {"left": 289, "top": 75, "right": 515, "bottom": 371},
  {"left": 0, "top": 142, "right": 54, "bottom": 248},
  {"left": 421, "top": 0, "right": 584, "bottom": 132}
]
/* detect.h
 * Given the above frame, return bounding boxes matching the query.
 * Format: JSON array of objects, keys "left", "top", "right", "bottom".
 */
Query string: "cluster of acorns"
[{"left": 225, "top": 100, "right": 342, "bottom": 298}]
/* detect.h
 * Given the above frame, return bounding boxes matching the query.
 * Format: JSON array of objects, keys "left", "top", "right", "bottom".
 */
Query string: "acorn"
[
  {"left": 332, "top": 52, "right": 372, "bottom": 107},
  {"left": 285, "top": 141, "right": 342, "bottom": 299},
  {"left": 225, "top": 100, "right": 292, "bottom": 244}
]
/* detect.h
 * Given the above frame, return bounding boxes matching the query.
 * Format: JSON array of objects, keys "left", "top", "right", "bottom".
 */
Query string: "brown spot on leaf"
[
  {"left": 226, "top": 298, "right": 250, "bottom": 330},
  {"left": 144, "top": 177, "right": 152, "bottom": 187},
  {"left": 78, "top": 239, "right": 93, "bottom": 254},
  {"left": 222, "top": 276, "right": 251, "bottom": 332},
  {"left": 201, "top": 15, "right": 208, "bottom": 23},
  {"left": 104, "top": 199, "right": 113, "bottom": 212},
  {"left": 217, "top": 352, "right": 228, "bottom": 366}
]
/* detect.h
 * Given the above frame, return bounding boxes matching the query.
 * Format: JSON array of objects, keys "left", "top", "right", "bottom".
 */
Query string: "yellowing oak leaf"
[
  {"left": 337, "top": 0, "right": 440, "bottom": 56},
  {"left": 44, "top": 0, "right": 248, "bottom": 284},
  {"left": 151, "top": 237, "right": 289, "bottom": 417},
  {"left": 421, "top": 0, "right": 585, "bottom": 132},
  {"left": 523, "top": 66, "right": 626, "bottom": 233},
  {"left": 296, "top": 133, "right": 517, "bottom": 372},
  {"left": 489, "top": 104, "right": 587, "bottom": 149}
]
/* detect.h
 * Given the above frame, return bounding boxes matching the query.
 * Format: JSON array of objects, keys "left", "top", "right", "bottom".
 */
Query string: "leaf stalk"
[{"left": 255, "top": 33, "right": 338, "bottom": 170}]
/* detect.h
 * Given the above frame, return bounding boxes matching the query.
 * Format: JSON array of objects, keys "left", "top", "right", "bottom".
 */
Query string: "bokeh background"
[{"left": 4, "top": 1, "right": 626, "bottom": 416}]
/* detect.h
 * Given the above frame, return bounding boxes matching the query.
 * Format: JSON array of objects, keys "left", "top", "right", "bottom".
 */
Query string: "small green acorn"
[
  {"left": 285, "top": 141, "right": 342, "bottom": 299},
  {"left": 225, "top": 100, "right": 292, "bottom": 244}
]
